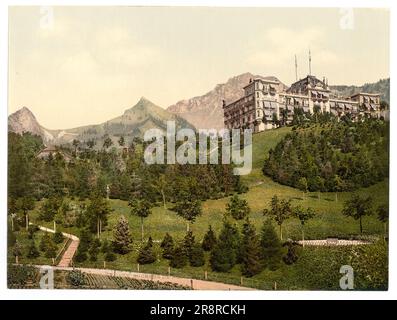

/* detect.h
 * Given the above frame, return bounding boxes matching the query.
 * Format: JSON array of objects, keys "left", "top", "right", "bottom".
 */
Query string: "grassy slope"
[{"left": 26, "top": 126, "right": 388, "bottom": 289}]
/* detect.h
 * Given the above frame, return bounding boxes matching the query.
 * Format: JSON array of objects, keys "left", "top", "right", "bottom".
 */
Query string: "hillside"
[
  {"left": 330, "top": 78, "right": 390, "bottom": 104},
  {"left": 167, "top": 72, "right": 287, "bottom": 130}
]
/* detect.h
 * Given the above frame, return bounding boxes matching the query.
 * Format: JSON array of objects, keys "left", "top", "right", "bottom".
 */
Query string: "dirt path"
[
  {"left": 31, "top": 223, "right": 80, "bottom": 267},
  {"left": 51, "top": 266, "right": 256, "bottom": 290}
]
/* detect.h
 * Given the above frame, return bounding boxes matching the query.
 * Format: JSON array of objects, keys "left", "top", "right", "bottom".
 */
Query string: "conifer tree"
[
  {"left": 137, "top": 236, "right": 156, "bottom": 265},
  {"left": 160, "top": 233, "right": 174, "bottom": 259},
  {"left": 260, "top": 219, "right": 282, "bottom": 270},
  {"left": 26, "top": 240, "right": 40, "bottom": 258},
  {"left": 170, "top": 244, "right": 188, "bottom": 268},
  {"left": 226, "top": 195, "right": 250, "bottom": 220},
  {"left": 89, "top": 238, "right": 101, "bottom": 261},
  {"left": 112, "top": 215, "right": 132, "bottom": 254},
  {"left": 202, "top": 225, "right": 217, "bottom": 251},
  {"left": 190, "top": 243, "right": 205, "bottom": 267},
  {"left": 241, "top": 219, "right": 262, "bottom": 277},
  {"left": 210, "top": 220, "right": 240, "bottom": 272},
  {"left": 183, "top": 231, "right": 195, "bottom": 259}
]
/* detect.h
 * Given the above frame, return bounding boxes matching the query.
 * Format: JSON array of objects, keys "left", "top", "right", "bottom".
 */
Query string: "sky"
[{"left": 8, "top": 6, "right": 389, "bottom": 129}]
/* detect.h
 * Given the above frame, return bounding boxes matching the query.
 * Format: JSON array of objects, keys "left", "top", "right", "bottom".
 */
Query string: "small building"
[{"left": 36, "top": 146, "right": 72, "bottom": 162}]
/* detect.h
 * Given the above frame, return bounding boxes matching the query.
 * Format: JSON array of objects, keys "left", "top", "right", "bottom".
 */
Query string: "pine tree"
[
  {"left": 241, "top": 219, "right": 263, "bottom": 277},
  {"left": 88, "top": 238, "right": 101, "bottom": 261},
  {"left": 170, "top": 244, "right": 188, "bottom": 268},
  {"left": 260, "top": 219, "right": 283, "bottom": 271},
  {"left": 112, "top": 215, "right": 132, "bottom": 254},
  {"left": 183, "top": 231, "right": 195, "bottom": 259},
  {"left": 26, "top": 241, "right": 40, "bottom": 258},
  {"left": 137, "top": 237, "right": 156, "bottom": 265},
  {"left": 226, "top": 195, "right": 250, "bottom": 220},
  {"left": 160, "top": 233, "right": 174, "bottom": 260},
  {"left": 202, "top": 225, "right": 217, "bottom": 251},
  {"left": 210, "top": 220, "right": 240, "bottom": 272},
  {"left": 190, "top": 243, "right": 205, "bottom": 267}
]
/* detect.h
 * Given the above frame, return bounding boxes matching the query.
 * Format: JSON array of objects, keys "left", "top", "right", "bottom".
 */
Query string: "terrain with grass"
[{"left": 24, "top": 126, "right": 388, "bottom": 290}]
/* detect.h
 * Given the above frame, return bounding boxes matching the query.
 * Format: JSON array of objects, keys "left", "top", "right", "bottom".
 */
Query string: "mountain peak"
[{"left": 14, "top": 106, "right": 36, "bottom": 118}]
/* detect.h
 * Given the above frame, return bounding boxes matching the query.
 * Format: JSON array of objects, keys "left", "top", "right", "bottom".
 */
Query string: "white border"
[{"left": 0, "top": 0, "right": 395, "bottom": 300}]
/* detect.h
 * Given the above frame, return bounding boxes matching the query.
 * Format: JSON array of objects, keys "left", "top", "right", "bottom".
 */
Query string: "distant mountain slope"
[
  {"left": 8, "top": 107, "right": 58, "bottom": 143},
  {"left": 167, "top": 72, "right": 287, "bottom": 130},
  {"left": 8, "top": 97, "right": 195, "bottom": 146},
  {"left": 330, "top": 78, "right": 390, "bottom": 104},
  {"left": 66, "top": 97, "right": 195, "bottom": 144}
]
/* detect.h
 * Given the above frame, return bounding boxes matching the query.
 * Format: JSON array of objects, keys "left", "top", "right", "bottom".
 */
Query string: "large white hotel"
[{"left": 222, "top": 74, "right": 382, "bottom": 133}]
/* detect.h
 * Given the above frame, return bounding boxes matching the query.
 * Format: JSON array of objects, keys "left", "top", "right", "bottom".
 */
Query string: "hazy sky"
[{"left": 9, "top": 7, "right": 389, "bottom": 129}]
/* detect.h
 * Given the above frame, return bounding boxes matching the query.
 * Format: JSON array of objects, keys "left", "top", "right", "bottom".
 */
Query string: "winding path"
[{"left": 30, "top": 223, "right": 80, "bottom": 267}]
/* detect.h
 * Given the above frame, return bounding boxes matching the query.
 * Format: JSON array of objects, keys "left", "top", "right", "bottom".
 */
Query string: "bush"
[
  {"left": 66, "top": 270, "right": 86, "bottom": 287},
  {"left": 53, "top": 231, "right": 64, "bottom": 244},
  {"left": 26, "top": 241, "right": 40, "bottom": 259}
]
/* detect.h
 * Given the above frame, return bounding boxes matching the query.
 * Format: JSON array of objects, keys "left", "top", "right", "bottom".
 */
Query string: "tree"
[
  {"left": 172, "top": 193, "right": 202, "bottom": 231},
  {"left": 137, "top": 237, "right": 156, "bottom": 265},
  {"left": 16, "top": 196, "right": 35, "bottom": 230},
  {"left": 293, "top": 206, "right": 316, "bottom": 246},
  {"left": 183, "top": 231, "right": 195, "bottom": 259},
  {"left": 101, "top": 240, "right": 116, "bottom": 262},
  {"left": 170, "top": 244, "right": 188, "bottom": 268},
  {"left": 210, "top": 220, "right": 240, "bottom": 272},
  {"left": 241, "top": 219, "right": 262, "bottom": 277},
  {"left": 40, "top": 197, "right": 62, "bottom": 222},
  {"left": 377, "top": 204, "right": 388, "bottom": 241},
  {"left": 26, "top": 241, "right": 40, "bottom": 259},
  {"left": 202, "top": 225, "right": 217, "bottom": 251},
  {"left": 263, "top": 195, "right": 292, "bottom": 240},
  {"left": 260, "top": 219, "right": 282, "bottom": 270},
  {"left": 226, "top": 195, "right": 250, "bottom": 220},
  {"left": 160, "top": 233, "right": 174, "bottom": 259},
  {"left": 282, "top": 240, "right": 299, "bottom": 265},
  {"left": 297, "top": 177, "right": 308, "bottom": 199},
  {"left": 13, "top": 241, "right": 22, "bottom": 264},
  {"left": 118, "top": 136, "right": 125, "bottom": 147},
  {"left": 342, "top": 194, "right": 373, "bottom": 234},
  {"left": 103, "top": 135, "right": 113, "bottom": 149},
  {"left": 39, "top": 232, "right": 52, "bottom": 252},
  {"left": 112, "top": 215, "right": 132, "bottom": 254},
  {"left": 87, "top": 139, "right": 96, "bottom": 149},
  {"left": 190, "top": 243, "right": 205, "bottom": 267},
  {"left": 72, "top": 139, "right": 80, "bottom": 154},
  {"left": 86, "top": 195, "right": 111, "bottom": 238},
  {"left": 129, "top": 198, "right": 152, "bottom": 242},
  {"left": 44, "top": 239, "right": 57, "bottom": 261},
  {"left": 89, "top": 238, "right": 101, "bottom": 261}
]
